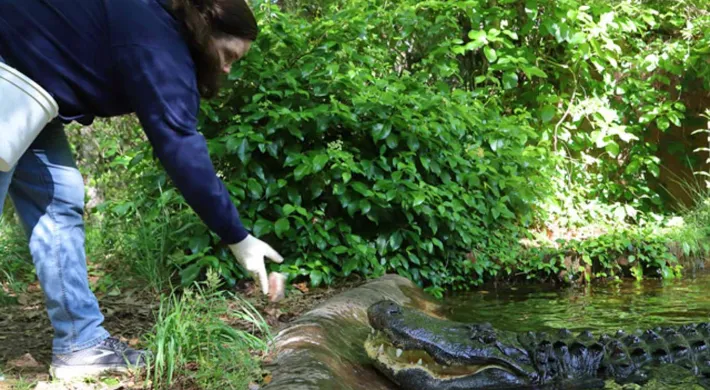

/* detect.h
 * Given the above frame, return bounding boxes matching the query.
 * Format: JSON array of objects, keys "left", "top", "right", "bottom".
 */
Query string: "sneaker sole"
[{"left": 49, "top": 364, "right": 136, "bottom": 381}]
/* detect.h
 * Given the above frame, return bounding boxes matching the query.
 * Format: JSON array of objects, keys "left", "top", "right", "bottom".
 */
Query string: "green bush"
[
  {"left": 57, "top": 0, "right": 710, "bottom": 292},
  {"left": 194, "top": 0, "right": 553, "bottom": 290}
]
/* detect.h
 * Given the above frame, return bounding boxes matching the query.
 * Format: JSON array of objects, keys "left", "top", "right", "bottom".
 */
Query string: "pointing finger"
[{"left": 264, "top": 245, "right": 284, "bottom": 264}]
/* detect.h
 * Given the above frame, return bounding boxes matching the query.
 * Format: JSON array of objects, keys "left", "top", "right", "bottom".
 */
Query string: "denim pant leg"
[
  {"left": 0, "top": 167, "right": 15, "bottom": 216},
  {"left": 8, "top": 121, "right": 109, "bottom": 354}
]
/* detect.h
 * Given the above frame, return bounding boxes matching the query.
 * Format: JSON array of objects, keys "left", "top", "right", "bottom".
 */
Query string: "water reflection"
[{"left": 446, "top": 273, "right": 710, "bottom": 334}]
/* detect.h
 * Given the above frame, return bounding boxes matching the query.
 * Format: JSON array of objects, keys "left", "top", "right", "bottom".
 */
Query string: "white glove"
[{"left": 229, "top": 234, "right": 284, "bottom": 295}]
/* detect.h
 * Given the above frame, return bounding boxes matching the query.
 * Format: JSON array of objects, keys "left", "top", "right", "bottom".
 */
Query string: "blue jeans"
[{"left": 0, "top": 121, "right": 109, "bottom": 354}]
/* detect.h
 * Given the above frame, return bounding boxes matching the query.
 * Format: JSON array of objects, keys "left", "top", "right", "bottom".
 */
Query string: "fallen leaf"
[
  {"left": 16, "top": 295, "right": 30, "bottom": 306},
  {"left": 7, "top": 353, "right": 41, "bottom": 369}
]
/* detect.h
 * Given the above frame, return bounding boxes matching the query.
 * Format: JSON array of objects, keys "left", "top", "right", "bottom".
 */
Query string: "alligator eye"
[{"left": 386, "top": 306, "right": 402, "bottom": 315}]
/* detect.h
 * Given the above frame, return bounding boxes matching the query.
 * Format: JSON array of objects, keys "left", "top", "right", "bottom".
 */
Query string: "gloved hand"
[{"left": 229, "top": 234, "right": 284, "bottom": 295}]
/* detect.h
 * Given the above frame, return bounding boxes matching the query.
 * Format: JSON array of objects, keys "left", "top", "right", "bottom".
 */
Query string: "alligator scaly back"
[
  {"left": 366, "top": 300, "right": 710, "bottom": 389},
  {"left": 517, "top": 323, "right": 710, "bottom": 385}
]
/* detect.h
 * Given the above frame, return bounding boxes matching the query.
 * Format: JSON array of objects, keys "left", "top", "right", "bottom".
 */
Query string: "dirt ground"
[{"left": 0, "top": 275, "right": 366, "bottom": 389}]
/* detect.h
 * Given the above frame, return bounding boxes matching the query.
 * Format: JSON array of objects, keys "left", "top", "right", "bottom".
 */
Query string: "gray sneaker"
[{"left": 49, "top": 337, "right": 150, "bottom": 380}]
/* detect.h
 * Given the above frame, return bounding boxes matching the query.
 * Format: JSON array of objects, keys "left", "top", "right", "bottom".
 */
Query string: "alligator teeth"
[
  {"left": 396, "top": 348, "right": 403, "bottom": 358},
  {"left": 417, "top": 359, "right": 423, "bottom": 365},
  {"left": 378, "top": 344, "right": 384, "bottom": 354}
]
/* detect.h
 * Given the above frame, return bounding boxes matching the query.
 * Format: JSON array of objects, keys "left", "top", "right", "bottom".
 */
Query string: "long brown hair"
[{"left": 169, "top": 0, "right": 258, "bottom": 98}]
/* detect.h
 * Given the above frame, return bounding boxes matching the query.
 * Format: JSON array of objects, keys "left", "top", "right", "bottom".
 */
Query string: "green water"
[{"left": 445, "top": 273, "right": 710, "bottom": 389}]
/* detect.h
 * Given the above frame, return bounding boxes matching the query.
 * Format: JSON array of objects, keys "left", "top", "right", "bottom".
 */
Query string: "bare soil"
[{"left": 0, "top": 275, "right": 366, "bottom": 389}]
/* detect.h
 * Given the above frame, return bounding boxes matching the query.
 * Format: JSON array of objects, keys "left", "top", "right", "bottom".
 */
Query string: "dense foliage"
[{"left": 7, "top": 0, "right": 709, "bottom": 294}]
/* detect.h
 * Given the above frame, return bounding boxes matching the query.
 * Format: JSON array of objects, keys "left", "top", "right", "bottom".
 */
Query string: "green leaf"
[
  {"left": 406, "top": 136, "right": 420, "bottom": 151},
  {"left": 386, "top": 134, "right": 399, "bottom": 149},
  {"left": 502, "top": 30, "right": 518, "bottom": 40},
  {"left": 523, "top": 66, "right": 548, "bottom": 78},
  {"left": 275, "top": 218, "right": 290, "bottom": 238},
  {"left": 343, "top": 258, "right": 359, "bottom": 275},
  {"left": 389, "top": 232, "right": 403, "bottom": 251},
  {"left": 412, "top": 193, "right": 426, "bottom": 207},
  {"left": 656, "top": 117, "right": 670, "bottom": 131},
  {"left": 332, "top": 246, "right": 348, "bottom": 254},
  {"left": 639, "top": 113, "right": 655, "bottom": 124},
  {"left": 188, "top": 235, "right": 210, "bottom": 254},
  {"left": 372, "top": 123, "right": 391, "bottom": 142},
  {"left": 287, "top": 187, "right": 302, "bottom": 205},
  {"left": 483, "top": 46, "right": 497, "bottom": 63},
  {"left": 468, "top": 30, "right": 487, "bottom": 45},
  {"left": 503, "top": 72, "right": 518, "bottom": 89},
  {"left": 237, "top": 138, "right": 249, "bottom": 163},
  {"left": 625, "top": 159, "right": 642, "bottom": 174},
  {"left": 294, "top": 164, "right": 310, "bottom": 181},
  {"left": 310, "top": 180, "right": 324, "bottom": 199},
  {"left": 310, "top": 270, "right": 323, "bottom": 287},
  {"left": 352, "top": 181, "right": 371, "bottom": 196},
  {"left": 359, "top": 199, "right": 372, "bottom": 214},
  {"left": 605, "top": 141, "right": 620, "bottom": 157},
  {"left": 540, "top": 106, "right": 556, "bottom": 123},
  {"left": 247, "top": 178, "right": 263, "bottom": 199},
  {"left": 288, "top": 127, "right": 304, "bottom": 140},
  {"left": 312, "top": 154, "right": 329, "bottom": 172},
  {"left": 342, "top": 171, "right": 352, "bottom": 183},
  {"left": 180, "top": 264, "right": 202, "bottom": 287},
  {"left": 283, "top": 204, "right": 296, "bottom": 216},
  {"left": 253, "top": 219, "right": 273, "bottom": 237},
  {"left": 492, "top": 207, "right": 500, "bottom": 219}
]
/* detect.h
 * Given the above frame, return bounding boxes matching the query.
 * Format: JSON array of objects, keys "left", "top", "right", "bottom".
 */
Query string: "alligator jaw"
[{"left": 365, "top": 331, "right": 515, "bottom": 380}]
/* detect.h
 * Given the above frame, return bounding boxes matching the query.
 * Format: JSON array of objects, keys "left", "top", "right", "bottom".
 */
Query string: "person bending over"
[{"left": 0, "top": 0, "right": 282, "bottom": 380}]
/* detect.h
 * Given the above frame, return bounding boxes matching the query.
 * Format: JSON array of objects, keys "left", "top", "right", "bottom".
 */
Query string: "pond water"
[
  {"left": 446, "top": 273, "right": 710, "bottom": 334},
  {"left": 445, "top": 272, "right": 710, "bottom": 389},
  {"left": 266, "top": 274, "right": 710, "bottom": 390}
]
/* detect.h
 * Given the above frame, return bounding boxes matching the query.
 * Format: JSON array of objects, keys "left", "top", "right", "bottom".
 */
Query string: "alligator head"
[
  {"left": 366, "top": 300, "right": 710, "bottom": 389},
  {"left": 365, "top": 300, "right": 543, "bottom": 389}
]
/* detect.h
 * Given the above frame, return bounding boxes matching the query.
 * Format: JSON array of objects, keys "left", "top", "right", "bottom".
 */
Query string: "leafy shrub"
[
  {"left": 57, "top": 0, "right": 710, "bottom": 292},
  {"left": 194, "top": 0, "right": 553, "bottom": 290}
]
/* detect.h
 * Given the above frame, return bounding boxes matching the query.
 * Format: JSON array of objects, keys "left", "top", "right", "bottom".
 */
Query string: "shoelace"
[{"left": 102, "top": 337, "right": 130, "bottom": 352}]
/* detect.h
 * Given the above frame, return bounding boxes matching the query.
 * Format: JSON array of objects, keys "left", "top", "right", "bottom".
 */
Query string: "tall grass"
[
  {"left": 143, "top": 270, "right": 271, "bottom": 389},
  {"left": 0, "top": 203, "right": 33, "bottom": 296},
  {"left": 87, "top": 187, "right": 187, "bottom": 294}
]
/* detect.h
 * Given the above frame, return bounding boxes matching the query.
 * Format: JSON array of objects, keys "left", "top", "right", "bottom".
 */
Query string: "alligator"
[{"left": 365, "top": 300, "right": 710, "bottom": 389}]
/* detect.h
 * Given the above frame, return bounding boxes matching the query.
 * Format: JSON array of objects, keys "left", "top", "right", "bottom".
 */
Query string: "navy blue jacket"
[{"left": 0, "top": 0, "right": 249, "bottom": 244}]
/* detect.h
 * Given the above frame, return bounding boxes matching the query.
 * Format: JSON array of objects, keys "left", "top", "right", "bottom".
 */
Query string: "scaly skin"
[{"left": 365, "top": 300, "right": 710, "bottom": 389}]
